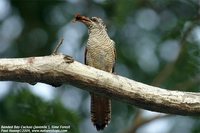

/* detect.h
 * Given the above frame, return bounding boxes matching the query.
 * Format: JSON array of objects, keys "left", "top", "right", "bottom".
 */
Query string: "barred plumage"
[
  {"left": 75, "top": 14, "right": 116, "bottom": 130},
  {"left": 90, "top": 94, "right": 111, "bottom": 130}
]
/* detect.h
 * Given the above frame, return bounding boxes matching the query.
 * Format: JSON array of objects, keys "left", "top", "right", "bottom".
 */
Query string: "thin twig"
[
  {"left": 152, "top": 20, "right": 198, "bottom": 86},
  {"left": 52, "top": 38, "right": 64, "bottom": 54},
  {"left": 123, "top": 114, "right": 172, "bottom": 133}
]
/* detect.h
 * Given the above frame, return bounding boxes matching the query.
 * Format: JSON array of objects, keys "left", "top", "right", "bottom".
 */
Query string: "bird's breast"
[{"left": 86, "top": 39, "right": 115, "bottom": 72}]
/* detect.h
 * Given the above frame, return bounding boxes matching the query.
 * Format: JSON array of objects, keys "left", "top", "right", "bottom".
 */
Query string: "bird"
[{"left": 74, "top": 14, "right": 116, "bottom": 131}]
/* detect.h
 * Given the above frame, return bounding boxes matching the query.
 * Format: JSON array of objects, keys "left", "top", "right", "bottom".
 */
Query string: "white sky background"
[{"left": 0, "top": 0, "right": 199, "bottom": 133}]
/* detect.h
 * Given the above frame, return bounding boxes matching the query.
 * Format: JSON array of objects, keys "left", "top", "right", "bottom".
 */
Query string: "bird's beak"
[{"left": 74, "top": 14, "right": 92, "bottom": 26}]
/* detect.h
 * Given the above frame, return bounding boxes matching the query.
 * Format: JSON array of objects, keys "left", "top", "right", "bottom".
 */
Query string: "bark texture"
[{"left": 0, "top": 54, "right": 199, "bottom": 115}]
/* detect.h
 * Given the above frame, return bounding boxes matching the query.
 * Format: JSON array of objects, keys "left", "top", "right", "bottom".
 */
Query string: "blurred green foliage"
[
  {"left": 0, "top": 89, "right": 80, "bottom": 133},
  {"left": 0, "top": 0, "right": 199, "bottom": 133}
]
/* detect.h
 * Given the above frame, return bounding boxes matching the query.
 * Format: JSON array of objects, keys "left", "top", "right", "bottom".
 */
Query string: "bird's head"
[{"left": 74, "top": 14, "right": 106, "bottom": 31}]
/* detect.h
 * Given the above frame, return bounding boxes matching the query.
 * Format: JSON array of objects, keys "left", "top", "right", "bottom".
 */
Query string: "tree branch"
[
  {"left": 0, "top": 54, "right": 200, "bottom": 115},
  {"left": 152, "top": 20, "right": 198, "bottom": 86},
  {"left": 124, "top": 113, "right": 172, "bottom": 133}
]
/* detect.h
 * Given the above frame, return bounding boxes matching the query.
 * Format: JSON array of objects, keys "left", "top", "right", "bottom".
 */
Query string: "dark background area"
[{"left": 0, "top": 0, "right": 199, "bottom": 133}]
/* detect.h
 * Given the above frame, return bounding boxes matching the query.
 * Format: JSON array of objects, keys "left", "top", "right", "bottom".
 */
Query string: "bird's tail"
[{"left": 90, "top": 93, "right": 111, "bottom": 131}]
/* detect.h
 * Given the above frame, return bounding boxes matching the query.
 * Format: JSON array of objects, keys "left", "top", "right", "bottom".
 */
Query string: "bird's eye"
[{"left": 91, "top": 17, "right": 98, "bottom": 22}]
